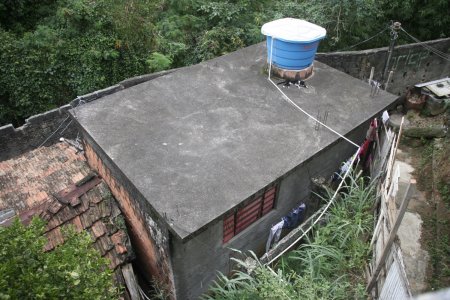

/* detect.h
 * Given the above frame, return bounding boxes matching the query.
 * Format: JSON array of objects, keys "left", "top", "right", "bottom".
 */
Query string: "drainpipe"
[{"left": 382, "top": 21, "right": 401, "bottom": 86}]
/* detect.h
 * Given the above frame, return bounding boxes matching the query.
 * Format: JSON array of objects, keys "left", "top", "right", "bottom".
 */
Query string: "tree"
[
  {"left": 0, "top": 0, "right": 448, "bottom": 126},
  {"left": 0, "top": 217, "right": 119, "bottom": 300}
]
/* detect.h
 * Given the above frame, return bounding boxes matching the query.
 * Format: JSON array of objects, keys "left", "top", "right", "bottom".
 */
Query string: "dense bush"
[
  {"left": 0, "top": 0, "right": 448, "bottom": 126},
  {"left": 205, "top": 174, "right": 375, "bottom": 299},
  {"left": 0, "top": 217, "right": 118, "bottom": 299}
]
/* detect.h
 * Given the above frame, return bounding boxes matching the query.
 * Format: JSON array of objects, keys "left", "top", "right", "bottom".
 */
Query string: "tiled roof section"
[
  {"left": 0, "top": 143, "right": 88, "bottom": 211},
  {"left": 0, "top": 143, "right": 133, "bottom": 271}
]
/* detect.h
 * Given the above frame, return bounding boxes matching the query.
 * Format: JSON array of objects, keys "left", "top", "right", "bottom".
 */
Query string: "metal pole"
[
  {"left": 382, "top": 21, "right": 401, "bottom": 84},
  {"left": 385, "top": 71, "right": 394, "bottom": 90}
]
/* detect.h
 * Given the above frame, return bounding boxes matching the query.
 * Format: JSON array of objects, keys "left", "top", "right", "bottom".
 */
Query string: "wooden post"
[
  {"left": 366, "top": 179, "right": 415, "bottom": 292},
  {"left": 369, "top": 67, "right": 375, "bottom": 83},
  {"left": 121, "top": 263, "right": 141, "bottom": 300}
]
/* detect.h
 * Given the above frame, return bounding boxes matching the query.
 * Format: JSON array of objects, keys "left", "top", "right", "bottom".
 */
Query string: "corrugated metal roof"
[
  {"left": 379, "top": 260, "right": 409, "bottom": 300},
  {"left": 415, "top": 77, "right": 450, "bottom": 98},
  {"left": 425, "top": 79, "right": 450, "bottom": 97}
]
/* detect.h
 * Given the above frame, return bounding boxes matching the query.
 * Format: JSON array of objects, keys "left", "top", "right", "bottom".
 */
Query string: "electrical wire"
[
  {"left": 37, "top": 116, "right": 71, "bottom": 148},
  {"left": 37, "top": 98, "right": 85, "bottom": 148},
  {"left": 263, "top": 36, "right": 362, "bottom": 265},
  {"left": 399, "top": 27, "right": 450, "bottom": 61},
  {"left": 400, "top": 27, "right": 449, "bottom": 57},
  {"left": 59, "top": 119, "right": 73, "bottom": 136},
  {"left": 267, "top": 38, "right": 360, "bottom": 148},
  {"left": 264, "top": 148, "right": 360, "bottom": 265},
  {"left": 335, "top": 27, "right": 389, "bottom": 52}
]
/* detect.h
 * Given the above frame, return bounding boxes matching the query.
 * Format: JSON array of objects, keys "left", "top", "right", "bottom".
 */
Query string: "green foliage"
[
  {"left": 205, "top": 251, "right": 299, "bottom": 300},
  {"left": 282, "top": 0, "right": 384, "bottom": 51},
  {"left": 0, "top": 0, "right": 448, "bottom": 125},
  {"left": 0, "top": 217, "right": 119, "bottom": 300},
  {"left": 380, "top": 0, "right": 450, "bottom": 40},
  {"left": 146, "top": 52, "right": 173, "bottom": 72},
  {"left": 205, "top": 173, "right": 375, "bottom": 299}
]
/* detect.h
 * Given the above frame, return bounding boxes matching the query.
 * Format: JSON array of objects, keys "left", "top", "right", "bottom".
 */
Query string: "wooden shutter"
[
  {"left": 223, "top": 214, "right": 235, "bottom": 243},
  {"left": 235, "top": 197, "right": 262, "bottom": 234},
  {"left": 223, "top": 184, "right": 278, "bottom": 243},
  {"left": 262, "top": 186, "right": 276, "bottom": 216}
]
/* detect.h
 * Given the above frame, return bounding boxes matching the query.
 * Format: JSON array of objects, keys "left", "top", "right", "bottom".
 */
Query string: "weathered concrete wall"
[
  {"left": 316, "top": 38, "right": 450, "bottom": 96},
  {"left": 0, "top": 105, "right": 78, "bottom": 161},
  {"left": 170, "top": 116, "right": 378, "bottom": 300},
  {"left": 82, "top": 133, "right": 176, "bottom": 298},
  {"left": 0, "top": 69, "right": 177, "bottom": 162}
]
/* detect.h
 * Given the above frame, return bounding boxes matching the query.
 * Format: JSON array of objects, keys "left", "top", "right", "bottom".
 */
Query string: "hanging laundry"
[
  {"left": 382, "top": 110, "right": 390, "bottom": 125},
  {"left": 266, "top": 219, "right": 285, "bottom": 253},
  {"left": 282, "top": 203, "right": 306, "bottom": 229},
  {"left": 390, "top": 165, "right": 401, "bottom": 197},
  {"left": 358, "top": 139, "right": 371, "bottom": 160},
  {"left": 366, "top": 118, "right": 378, "bottom": 142},
  {"left": 332, "top": 154, "right": 357, "bottom": 182}
]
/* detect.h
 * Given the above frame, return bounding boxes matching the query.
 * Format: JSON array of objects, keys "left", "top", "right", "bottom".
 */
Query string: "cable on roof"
[
  {"left": 263, "top": 36, "right": 363, "bottom": 265},
  {"left": 267, "top": 37, "right": 360, "bottom": 148},
  {"left": 399, "top": 27, "right": 450, "bottom": 62}
]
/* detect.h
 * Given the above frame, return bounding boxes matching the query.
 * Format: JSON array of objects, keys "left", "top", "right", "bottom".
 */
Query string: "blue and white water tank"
[{"left": 261, "top": 18, "right": 326, "bottom": 71}]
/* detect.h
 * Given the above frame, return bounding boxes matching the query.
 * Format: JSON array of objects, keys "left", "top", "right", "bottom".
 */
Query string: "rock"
[
  {"left": 396, "top": 104, "right": 404, "bottom": 113},
  {"left": 425, "top": 95, "right": 446, "bottom": 116},
  {"left": 388, "top": 113, "right": 410, "bottom": 131},
  {"left": 403, "top": 126, "right": 447, "bottom": 138}
]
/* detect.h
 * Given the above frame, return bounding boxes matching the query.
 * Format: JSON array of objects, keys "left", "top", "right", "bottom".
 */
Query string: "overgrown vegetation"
[
  {"left": 204, "top": 173, "right": 375, "bottom": 299},
  {"left": 414, "top": 137, "right": 450, "bottom": 290},
  {"left": 0, "top": 217, "right": 119, "bottom": 299},
  {"left": 1, "top": 0, "right": 449, "bottom": 126}
]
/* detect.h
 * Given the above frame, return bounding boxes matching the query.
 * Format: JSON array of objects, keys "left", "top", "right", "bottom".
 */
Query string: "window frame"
[{"left": 223, "top": 183, "right": 278, "bottom": 244}]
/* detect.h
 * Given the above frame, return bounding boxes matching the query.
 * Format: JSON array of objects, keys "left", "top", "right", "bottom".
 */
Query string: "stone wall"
[
  {"left": 316, "top": 37, "right": 450, "bottom": 96},
  {"left": 0, "top": 69, "right": 177, "bottom": 162}
]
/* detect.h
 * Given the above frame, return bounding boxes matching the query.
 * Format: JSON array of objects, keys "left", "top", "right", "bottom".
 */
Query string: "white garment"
[
  {"left": 390, "top": 165, "right": 400, "bottom": 197},
  {"left": 266, "top": 220, "right": 285, "bottom": 253},
  {"left": 382, "top": 110, "right": 390, "bottom": 125}
]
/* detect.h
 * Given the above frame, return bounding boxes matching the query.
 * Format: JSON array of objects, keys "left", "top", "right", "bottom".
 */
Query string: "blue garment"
[{"left": 282, "top": 203, "right": 306, "bottom": 229}]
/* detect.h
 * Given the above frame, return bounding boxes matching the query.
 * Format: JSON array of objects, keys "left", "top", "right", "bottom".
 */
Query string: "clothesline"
[{"left": 263, "top": 111, "right": 390, "bottom": 265}]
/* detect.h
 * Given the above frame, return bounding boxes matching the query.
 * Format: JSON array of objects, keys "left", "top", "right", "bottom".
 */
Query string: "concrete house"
[{"left": 69, "top": 42, "right": 397, "bottom": 299}]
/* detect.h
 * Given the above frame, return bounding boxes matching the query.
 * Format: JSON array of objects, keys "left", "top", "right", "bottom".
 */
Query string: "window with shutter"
[{"left": 223, "top": 184, "right": 277, "bottom": 243}]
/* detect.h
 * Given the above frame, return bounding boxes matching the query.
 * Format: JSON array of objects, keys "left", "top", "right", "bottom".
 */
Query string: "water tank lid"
[{"left": 261, "top": 18, "right": 326, "bottom": 43}]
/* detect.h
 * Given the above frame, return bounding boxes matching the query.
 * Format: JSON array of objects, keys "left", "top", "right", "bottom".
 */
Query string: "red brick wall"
[{"left": 84, "top": 142, "right": 175, "bottom": 297}]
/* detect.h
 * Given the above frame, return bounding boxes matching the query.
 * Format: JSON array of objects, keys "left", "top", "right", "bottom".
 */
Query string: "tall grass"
[{"left": 204, "top": 173, "right": 375, "bottom": 300}]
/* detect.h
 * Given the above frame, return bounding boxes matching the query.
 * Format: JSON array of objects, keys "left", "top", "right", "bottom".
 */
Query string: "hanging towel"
[
  {"left": 266, "top": 220, "right": 285, "bottom": 253},
  {"left": 382, "top": 111, "right": 390, "bottom": 125}
]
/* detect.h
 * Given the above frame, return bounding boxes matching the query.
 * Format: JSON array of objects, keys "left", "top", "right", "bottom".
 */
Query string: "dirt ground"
[{"left": 400, "top": 135, "right": 450, "bottom": 291}]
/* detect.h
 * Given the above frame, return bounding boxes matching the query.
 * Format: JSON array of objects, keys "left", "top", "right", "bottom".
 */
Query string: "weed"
[
  {"left": 150, "top": 279, "right": 173, "bottom": 300},
  {"left": 437, "top": 181, "right": 450, "bottom": 207},
  {"left": 419, "top": 142, "right": 434, "bottom": 169},
  {"left": 205, "top": 173, "right": 375, "bottom": 299}
]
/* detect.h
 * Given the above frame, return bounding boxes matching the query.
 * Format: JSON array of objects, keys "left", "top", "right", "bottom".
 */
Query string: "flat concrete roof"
[{"left": 72, "top": 43, "right": 397, "bottom": 240}]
